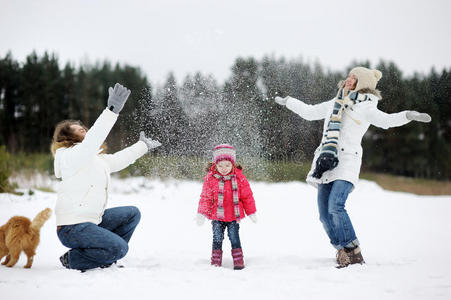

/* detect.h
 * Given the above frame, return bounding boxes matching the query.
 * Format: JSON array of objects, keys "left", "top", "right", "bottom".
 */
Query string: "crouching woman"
[{"left": 51, "top": 83, "right": 161, "bottom": 271}]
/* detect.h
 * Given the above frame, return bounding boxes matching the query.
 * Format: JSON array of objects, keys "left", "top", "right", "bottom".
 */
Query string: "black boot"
[
  {"left": 100, "top": 261, "right": 124, "bottom": 269},
  {"left": 59, "top": 252, "right": 70, "bottom": 269}
]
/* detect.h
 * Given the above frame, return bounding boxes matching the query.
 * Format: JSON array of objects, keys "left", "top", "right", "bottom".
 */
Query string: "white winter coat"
[
  {"left": 54, "top": 108, "right": 148, "bottom": 226},
  {"left": 286, "top": 94, "right": 411, "bottom": 190}
]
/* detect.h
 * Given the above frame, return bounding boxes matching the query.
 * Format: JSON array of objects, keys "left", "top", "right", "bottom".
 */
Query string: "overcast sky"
[{"left": 1, "top": 0, "right": 450, "bottom": 85}]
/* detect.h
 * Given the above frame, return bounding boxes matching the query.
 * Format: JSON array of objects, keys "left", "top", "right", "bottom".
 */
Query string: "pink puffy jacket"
[{"left": 197, "top": 165, "right": 256, "bottom": 222}]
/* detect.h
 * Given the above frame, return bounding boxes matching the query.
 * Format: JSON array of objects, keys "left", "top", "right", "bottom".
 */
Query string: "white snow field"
[{"left": 0, "top": 177, "right": 450, "bottom": 300}]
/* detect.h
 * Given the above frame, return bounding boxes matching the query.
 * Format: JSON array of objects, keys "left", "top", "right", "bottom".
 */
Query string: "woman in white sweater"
[
  {"left": 51, "top": 83, "right": 161, "bottom": 271},
  {"left": 275, "top": 67, "right": 431, "bottom": 268}
]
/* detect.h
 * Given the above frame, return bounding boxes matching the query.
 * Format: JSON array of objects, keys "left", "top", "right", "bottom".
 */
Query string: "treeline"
[{"left": 0, "top": 51, "right": 450, "bottom": 180}]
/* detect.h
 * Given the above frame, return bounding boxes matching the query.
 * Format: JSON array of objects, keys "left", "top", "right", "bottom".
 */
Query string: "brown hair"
[
  {"left": 205, "top": 162, "right": 243, "bottom": 173},
  {"left": 50, "top": 120, "right": 107, "bottom": 156}
]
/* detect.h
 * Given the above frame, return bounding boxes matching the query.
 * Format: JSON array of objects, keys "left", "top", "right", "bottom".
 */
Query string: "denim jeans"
[
  {"left": 317, "top": 180, "right": 359, "bottom": 250},
  {"left": 212, "top": 220, "right": 241, "bottom": 250},
  {"left": 57, "top": 206, "right": 141, "bottom": 271}
]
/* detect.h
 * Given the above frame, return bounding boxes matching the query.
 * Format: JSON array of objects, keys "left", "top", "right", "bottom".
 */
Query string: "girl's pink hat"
[{"left": 213, "top": 144, "right": 236, "bottom": 165}]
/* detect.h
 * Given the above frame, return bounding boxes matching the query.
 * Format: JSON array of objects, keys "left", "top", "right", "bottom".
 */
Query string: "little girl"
[{"left": 196, "top": 144, "right": 257, "bottom": 270}]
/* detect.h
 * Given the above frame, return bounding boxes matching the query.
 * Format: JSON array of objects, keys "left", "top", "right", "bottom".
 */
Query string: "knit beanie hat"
[
  {"left": 213, "top": 144, "right": 236, "bottom": 165},
  {"left": 350, "top": 67, "right": 383, "bottom": 91}
]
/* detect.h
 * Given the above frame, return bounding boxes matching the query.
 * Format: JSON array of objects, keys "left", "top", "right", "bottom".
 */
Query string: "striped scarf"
[
  {"left": 213, "top": 173, "right": 240, "bottom": 220},
  {"left": 320, "top": 89, "right": 370, "bottom": 158},
  {"left": 312, "top": 89, "right": 370, "bottom": 179}
]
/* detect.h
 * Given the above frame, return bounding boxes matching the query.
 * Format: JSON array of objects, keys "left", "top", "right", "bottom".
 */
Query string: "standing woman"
[
  {"left": 274, "top": 67, "right": 431, "bottom": 268},
  {"left": 51, "top": 83, "right": 161, "bottom": 271}
]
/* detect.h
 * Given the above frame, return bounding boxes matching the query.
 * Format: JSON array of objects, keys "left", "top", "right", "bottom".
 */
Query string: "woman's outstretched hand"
[
  {"left": 406, "top": 111, "right": 432, "bottom": 123},
  {"left": 139, "top": 131, "right": 162, "bottom": 152},
  {"left": 275, "top": 96, "right": 288, "bottom": 106},
  {"left": 107, "top": 83, "right": 131, "bottom": 114}
]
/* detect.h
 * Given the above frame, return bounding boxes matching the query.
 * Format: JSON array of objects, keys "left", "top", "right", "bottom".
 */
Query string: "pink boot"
[
  {"left": 231, "top": 248, "right": 245, "bottom": 270},
  {"left": 211, "top": 249, "right": 223, "bottom": 267}
]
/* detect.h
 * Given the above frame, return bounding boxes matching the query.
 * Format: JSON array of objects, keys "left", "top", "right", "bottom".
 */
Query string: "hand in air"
[
  {"left": 406, "top": 111, "right": 431, "bottom": 123},
  {"left": 274, "top": 96, "right": 288, "bottom": 106},
  {"left": 107, "top": 83, "right": 131, "bottom": 114},
  {"left": 139, "top": 131, "right": 162, "bottom": 152}
]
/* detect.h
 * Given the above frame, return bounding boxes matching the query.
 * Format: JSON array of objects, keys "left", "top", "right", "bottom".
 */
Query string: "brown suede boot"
[
  {"left": 345, "top": 246, "right": 365, "bottom": 265},
  {"left": 211, "top": 249, "right": 223, "bottom": 267},
  {"left": 231, "top": 248, "right": 245, "bottom": 270},
  {"left": 336, "top": 249, "right": 351, "bottom": 268}
]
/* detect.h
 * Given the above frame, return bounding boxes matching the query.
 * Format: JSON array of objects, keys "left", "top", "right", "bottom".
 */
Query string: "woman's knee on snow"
[
  {"left": 128, "top": 206, "right": 141, "bottom": 224},
  {"left": 108, "top": 239, "right": 129, "bottom": 261}
]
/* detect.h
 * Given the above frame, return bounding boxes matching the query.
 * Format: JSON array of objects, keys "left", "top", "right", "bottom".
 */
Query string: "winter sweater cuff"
[
  {"left": 104, "top": 107, "right": 120, "bottom": 118},
  {"left": 135, "top": 140, "right": 150, "bottom": 156}
]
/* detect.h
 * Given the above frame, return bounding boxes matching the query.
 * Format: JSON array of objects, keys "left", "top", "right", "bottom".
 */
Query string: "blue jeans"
[
  {"left": 212, "top": 220, "right": 241, "bottom": 250},
  {"left": 317, "top": 180, "right": 359, "bottom": 250},
  {"left": 57, "top": 206, "right": 141, "bottom": 271}
]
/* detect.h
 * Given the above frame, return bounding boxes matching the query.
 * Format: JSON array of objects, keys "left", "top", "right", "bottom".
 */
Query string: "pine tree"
[
  {"left": 179, "top": 72, "right": 221, "bottom": 156},
  {"left": 18, "top": 51, "right": 65, "bottom": 152},
  {"left": 0, "top": 52, "right": 21, "bottom": 152},
  {"left": 153, "top": 73, "right": 189, "bottom": 155},
  {"left": 220, "top": 57, "right": 263, "bottom": 160},
  {"left": 61, "top": 63, "right": 78, "bottom": 120}
]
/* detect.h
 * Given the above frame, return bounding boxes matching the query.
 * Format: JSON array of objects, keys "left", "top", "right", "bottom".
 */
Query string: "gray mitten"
[
  {"left": 139, "top": 131, "right": 162, "bottom": 152},
  {"left": 406, "top": 111, "right": 431, "bottom": 123},
  {"left": 196, "top": 214, "right": 206, "bottom": 226},
  {"left": 248, "top": 213, "right": 258, "bottom": 224},
  {"left": 107, "top": 83, "right": 131, "bottom": 114},
  {"left": 275, "top": 96, "right": 288, "bottom": 106}
]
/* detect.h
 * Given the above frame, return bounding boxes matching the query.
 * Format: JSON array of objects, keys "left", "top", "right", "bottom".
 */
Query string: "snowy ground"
[{"left": 0, "top": 177, "right": 450, "bottom": 300}]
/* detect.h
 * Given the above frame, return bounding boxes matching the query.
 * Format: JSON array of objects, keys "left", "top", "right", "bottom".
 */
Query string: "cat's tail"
[{"left": 31, "top": 208, "right": 52, "bottom": 231}]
